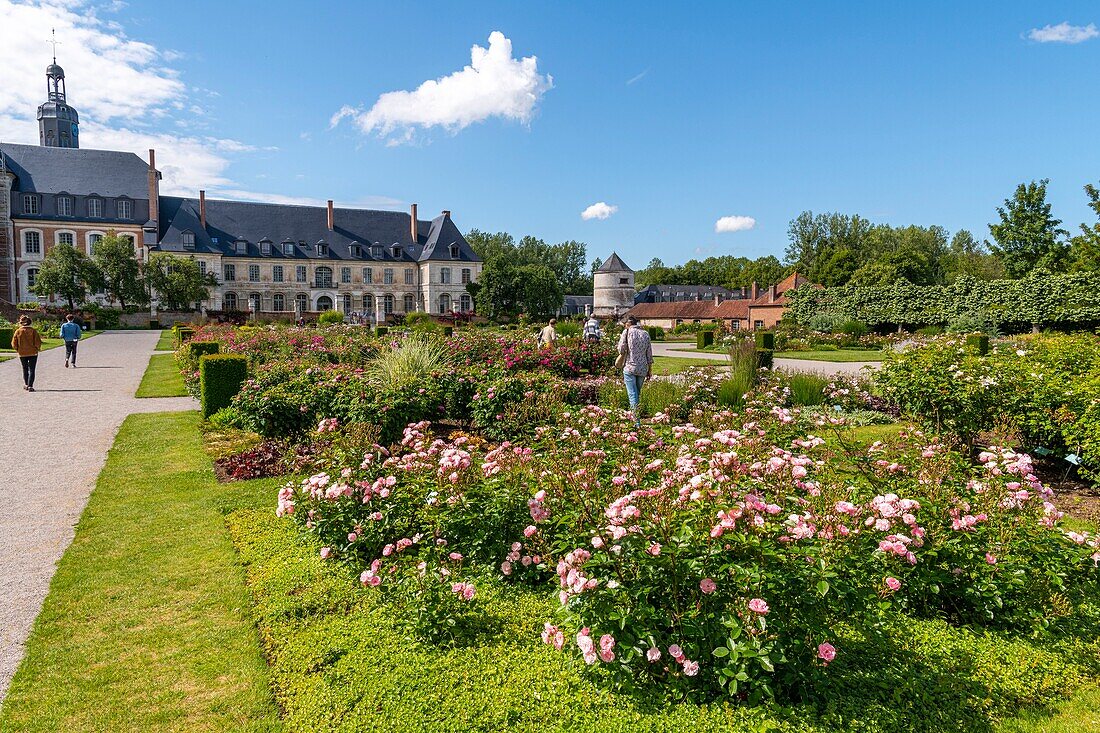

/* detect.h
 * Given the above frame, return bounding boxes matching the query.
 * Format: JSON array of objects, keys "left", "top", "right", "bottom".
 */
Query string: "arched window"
[
  {"left": 249, "top": 293, "right": 262, "bottom": 312},
  {"left": 317, "top": 295, "right": 333, "bottom": 311},
  {"left": 403, "top": 293, "right": 415, "bottom": 312},
  {"left": 438, "top": 293, "right": 451, "bottom": 314},
  {"left": 296, "top": 293, "right": 308, "bottom": 313},
  {"left": 315, "top": 266, "right": 333, "bottom": 288},
  {"left": 364, "top": 294, "right": 374, "bottom": 313},
  {"left": 460, "top": 294, "right": 472, "bottom": 312},
  {"left": 383, "top": 294, "right": 394, "bottom": 314},
  {"left": 224, "top": 292, "right": 238, "bottom": 311},
  {"left": 273, "top": 293, "right": 286, "bottom": 312}
]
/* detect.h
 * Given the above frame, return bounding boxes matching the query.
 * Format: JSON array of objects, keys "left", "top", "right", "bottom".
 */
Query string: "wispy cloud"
[
  {"left": 581, "top": 202, "right": 618, "bottom": 221},
  {"left": 332, "top": 31, "right": 553, "bottom": 145},
  {"left": 715, "top": 215, "right": 756, "bottom": 233},
  {"left": 626, "top": 68, "right": 649, "bottom": 85},
  {"left": 1027, "top": 22, "right": 1099, "bottom": 44},
  {"left": 0, "top": 0, "right": 396, "bottom": 207}
]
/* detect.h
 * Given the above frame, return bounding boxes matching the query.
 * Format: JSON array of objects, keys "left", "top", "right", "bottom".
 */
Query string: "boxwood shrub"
[
  {"left": 199, "top": 354, "right": 248, "bottom": 418},
  {"left": 175, "top": 326, "right": 195, "bottom": 347},
  {"left": 0, "top": 327, "right": 13, "bottom": 350}
]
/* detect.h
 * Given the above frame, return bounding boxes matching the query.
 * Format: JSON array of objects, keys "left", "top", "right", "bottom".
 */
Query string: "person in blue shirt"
[{"left": 60, "top": 313, "right": 82, "bottom": 368}]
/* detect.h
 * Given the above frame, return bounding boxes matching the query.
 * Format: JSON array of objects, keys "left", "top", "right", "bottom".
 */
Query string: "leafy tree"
[
  {"left": 144, "top": 253, "right": 215, "bottom": 310},
  {"left": 32, "top": 242, "right": 102, "bottom": 309},
  {"left": 944, "top": 230, "right": 1003, "bottom": 281},
  {"left": 988, "top": 179, "right": 1070, "bottom": 278},
  {"left": 91, "top": 231, "right": 148, "bottom": 309},
  {"left": 1070, "top": 183, "right": 1100, "bottom": 272},
  {"left": 466, "top": 229, "right": 590, "bottom": 297},
  {"left": 519, "top": 264, "right": 564, "bottom": 318},
  {"left": 590, "top": 257, "right": 603, "bottom": 275},
  {"left": 784, "top": 211, "right": 873, "bottom": 285}
]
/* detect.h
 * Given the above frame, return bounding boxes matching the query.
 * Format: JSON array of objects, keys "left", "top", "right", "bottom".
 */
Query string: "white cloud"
[
  {"left": 1027, "top": 22, "right": 1099, "bottom": 44},
  {"left": 714, "top": 215, "right": 757, "bottom": 233},
  {"left": 0, "top": 0, "right": 398, "bottom": 207},
  {"left": 332, "top": 31, "right": 553, "bottom": 144},
  {"left": 581, "top": 202, "right": 618, "bottom": 220}
]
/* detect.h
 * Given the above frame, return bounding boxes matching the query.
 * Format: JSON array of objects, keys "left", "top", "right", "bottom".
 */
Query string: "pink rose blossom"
[
  {"left": 699, "top": 578, "right": 717, "bottom": 594},
  {"left": 682, "top": 659, "right": 700, "bottom": 676},
  {"left": 985, "top": 552, "right": 997, "bottom": 565},
  {"left": 647, "top": 543, "right": 662, "bottom": 556},
  {"left": 885, "top": 576, "right": 901, "bottom": 591},
  {"left": 320, "top": 547, "right": 333, "bottom": 560},
  {"left": 747, "top": 598, "right": 769, "bottom": 615},
  {"left": 817, "top": 642, "right": 836, "bottom": 663},
  {"left": 646, "top": 647, "right": 661, "bottom": 662}
]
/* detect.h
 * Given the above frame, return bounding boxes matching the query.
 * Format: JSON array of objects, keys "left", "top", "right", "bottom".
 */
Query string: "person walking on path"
[
  {"left": 11, "top": 315, "right": 43, "bottom": 392},
  {"left": 538, "top": 318, "right": 558, "bottom": 349},
  {"left": 617, "top": 315, "right": 653, "bottom": 424},
  {"left": 583, "top": 315, "right": 603, "bottom": 342},
  {"left": 60, "top": 313, "right": 82, "bottom": 368}
]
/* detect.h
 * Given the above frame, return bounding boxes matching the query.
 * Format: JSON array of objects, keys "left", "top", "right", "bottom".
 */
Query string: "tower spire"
[
  {"left": 38, "top": 36, "right": 79, "bottom": 148},
  {"left": 49, "top": 28, "right": 59, "bottom": 64}
]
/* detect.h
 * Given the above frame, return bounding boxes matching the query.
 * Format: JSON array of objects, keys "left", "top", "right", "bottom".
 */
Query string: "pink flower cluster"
[{"left": 450, "top": 581, "right": 476, "bottom": 601}]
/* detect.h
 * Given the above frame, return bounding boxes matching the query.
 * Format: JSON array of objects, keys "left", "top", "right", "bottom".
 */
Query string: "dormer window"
[
  {"left": 391, "top": 244, "right": 401, "bottom": 258},
  {"left": 117, "top": 199, "right": 132, "bottom": 219},
  {"left": 181, "top": 231, "right": 196, "bottom": 249},
  {"left": 235, "top": 239, "right": 248, "bottom": 254},
  {"left": 56, "top": 195, "right": 73, "bottom": 217},
  {"left": 349, "top": 242, "right": 362, "bottom": 257},
  {"left": 23, "top": 195, "right": 39, "bottom": 215},
  {"left": 316, "top": 240, "right": 329, "bottom": 257},
  {"left": 259, "top": 237, "right": 272, "bottom": 256},
  {"left": 372, "top": 243, "right": 383, "bottom": 258},
  {"left": 87, "top": 197, "right": 103, "bottom": 218},
  {"left": 282, "top": 238, "right": 295, "bottom": 256},
  {"left": 449, "top": 243, "right": 460, "bottom": 259}
]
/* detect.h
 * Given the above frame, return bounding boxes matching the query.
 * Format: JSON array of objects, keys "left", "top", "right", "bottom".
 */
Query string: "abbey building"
[{"left": 0, "top": 58, "right": 481, "bottom": 322}]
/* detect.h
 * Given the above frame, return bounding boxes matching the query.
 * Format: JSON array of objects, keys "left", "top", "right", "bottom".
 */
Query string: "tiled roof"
[
  {"left": 0, "top": 142, "right": 150, "bottom": 198},
  {"left": 156, "top": 196, "right": 480, "bottom": 263},
  {"left": 595, "top": 252, "right": 632, "bottom": 273}
]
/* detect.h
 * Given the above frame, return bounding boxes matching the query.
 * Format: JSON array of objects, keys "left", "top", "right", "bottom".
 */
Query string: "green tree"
[
  {"left": 144, "top": 253, "right": 215, "bottom": 310},
  {"left": 32, "top": 242, "right": 102, "bottom": 309},
  {"left": 1070, "top": 183, "right": 1100, "bottom": 272},
  {"left": 519, "top": 263, "right": 564, "bottom": 318},
  {"left": 784, "top": 211, "right": 873, "bottom": 285},
  {"left": 944, "top": 230, "right": 1003, "bottom": 281},
  {"left": 91, "top": 231, "right": 148, "bottom": 309},
  {"left": 988, "top": 179, "right": 1070, "bottom": 278}
]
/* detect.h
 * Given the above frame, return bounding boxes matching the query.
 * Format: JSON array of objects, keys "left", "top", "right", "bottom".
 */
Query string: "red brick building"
[{"left": 625, "top": 272, "right": 816, "bottom": 330}]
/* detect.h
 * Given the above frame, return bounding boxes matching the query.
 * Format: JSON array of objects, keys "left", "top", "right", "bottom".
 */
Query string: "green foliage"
[
  {"left": 199, "top": 354, "right": 248, "bottom": 419},
  {"left": 947, "top": 312, "right": 999, "bottom": 337},
  {"left": 989, "top": 179, "right": 1071, "bottom": 278},
  {"left": 364, "top": 336, "right": 451, "bottom": 392},
  {"left": 403, "top": 311, "right": 442, "bottom": 335},
  {"left": 634, "top": 253, "right": 787, "bottom": 291},
  {"left": 90, "top": 231, "right": 148, "bottom": 308},
  {"left": 466, "top": 230, "right": 591, "bottom": 296},
  {"left": 0, "top": 327, "right": 12, "bottom": 350},
  {"left": 645, "top": 325, "right": 665, "bottom": 341},
  {"left": 806, "top": 311, "right": 845, "bottom": 333},
  {"left": 965, "top": 334, "right": 990, "bottom": 355},
  {"left": 475, "top": 258, "right": 564, "bottom": 320},
  {"left": 1070, "top": 182, "right": 1100, "bottom": 273},
  {"left": 175, "top": 327, "right": 194, "bottom": 347},
  {"left": 32, "top": 242, "right": 101, "bottom": 309},
  {"left": 145, "top": 252, "right": 215, "bottom": 310},
  {"left": 375, "top": 326, "right": 388, "bottom": 337},
  {"left": 555, "top": 320, "right": 581, "bottom": 338},
  {"left": 318, "top": 310, "right": 345, "bottom": 325},
  {"left": 786, "top": 270, "right": 1100, "bottom": 329},
  {"left": 755, "top": 331, "right": 776, "bottom": 350},
  {"left": 787, "top": 372, "right": 829, "bottom": 406},
  {"left": 697, "top": 330, "right": 715, "bottom": 349}
]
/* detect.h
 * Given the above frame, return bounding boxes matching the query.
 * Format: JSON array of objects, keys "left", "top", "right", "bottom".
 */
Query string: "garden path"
[
  {"left": 650, "top": 341, "right": 879, "bottom": 376},
  {"left": 0, "top": 330, "right": 196, "bottom": 704}
]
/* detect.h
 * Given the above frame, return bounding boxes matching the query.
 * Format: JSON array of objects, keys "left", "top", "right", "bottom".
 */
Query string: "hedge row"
[
  {"left": 224, "top": 508, "right": 1091, "bottom": 733},
  {"left": 0, "top": 327, "right": 13, "bottom": 350},
  {"left": 786, "top": 271, "right": 1100, "bottom": 328},
  {"left": 199, "top": 354, "right": 247, "bottom": 418}
]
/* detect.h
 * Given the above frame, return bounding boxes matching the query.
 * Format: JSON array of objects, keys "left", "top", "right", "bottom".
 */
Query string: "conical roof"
[{"left": 596, "top": 252, "right": 632, "bottom": 273}]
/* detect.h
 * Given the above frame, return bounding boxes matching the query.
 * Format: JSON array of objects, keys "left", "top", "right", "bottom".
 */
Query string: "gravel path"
[
  {"left": 0, "top": 330, "right": 196, "bottom": 703},
  {"left": 651, "top": 341, "right": 879, "bottom": 377}
]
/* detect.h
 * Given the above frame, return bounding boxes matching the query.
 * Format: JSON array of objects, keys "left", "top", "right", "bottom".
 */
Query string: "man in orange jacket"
[{"left": 12, "top": 315, "right": 43, "bottom": 392}]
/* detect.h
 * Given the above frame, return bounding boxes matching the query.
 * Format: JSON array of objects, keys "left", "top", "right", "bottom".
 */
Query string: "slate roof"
[
  {"left": 156, "top": 196, "right": 480, "bottom": 263},
  {"left": 0, "top": 142, "right": 150, "bottom": 198},
  {"left": 595, "top": 252, "right": 632, "bottom": 273},
  {"left": 635, "top": 284, "right": 742, "bottom": 303}
]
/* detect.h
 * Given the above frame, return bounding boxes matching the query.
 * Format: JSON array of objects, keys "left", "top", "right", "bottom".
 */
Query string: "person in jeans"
[
  {"left": 617, "top": 315, "right": 653, "bottom": 424},
  {"left": 60, "top": 313, "right": 82, "bottom": 368},
  {"left": 12, "top": 315, "right": 43, "bottom": 392}
]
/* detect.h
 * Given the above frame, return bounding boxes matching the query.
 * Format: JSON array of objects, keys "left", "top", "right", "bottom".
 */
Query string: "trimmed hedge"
[
  {"left": 176, "top": 327, "right": 194, "bottom": 347},
  {"left": 755, "top": 331, "right": 776, "bottom": 350},
  {"left": 199, "top": 354, "right": 248, "bottom": 418},
  {"left": 318, "top": 310, "right": 345, "bottom": 325},
  {"left": 966, "top": 334, "right": 990, "bottom": 355},
  {"left": 757, "top": 349, "right": 775, "bottom": 370},
  {"left": 697, "top": 330, "right": 715, "bottom": 349},
  {"left": 375, "top": 326, "right": 388, "bottom": 337},
  {"left": 786, "top": 271, "right": 1100, "bottom": 329},
  {"left": 0, "top": 327, "right": 13, "bottom": 350}
]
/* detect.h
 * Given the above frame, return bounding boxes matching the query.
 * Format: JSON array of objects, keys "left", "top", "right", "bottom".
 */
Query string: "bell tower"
[{"left": 37, "top": 31, "right": 79, "bottom": 148}]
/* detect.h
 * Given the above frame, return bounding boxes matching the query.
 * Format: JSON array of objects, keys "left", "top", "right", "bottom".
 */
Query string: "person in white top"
[
  {"left": 538, "top": 318, "right": 558, "bottom": 348},
  {"left": 617, "top": 316, "right": 653, "bottom": 424}
]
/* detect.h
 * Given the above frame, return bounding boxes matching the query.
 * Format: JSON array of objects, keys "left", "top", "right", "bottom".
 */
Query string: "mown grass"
[
  {"left": 0, "top": 330, "right": 101, "bottom": 356},
  {"left": 774, "top": 349, "right": 884, "bottom": 362},
  {"left": 651, "top": 355, "right": 720, "bottom": 375},
  {"left": 154, "top": 329, "right": 178, "bottom": 351},
  {"left": 135, "top": 353, "right": 188, "bottom": 397},
  {"left": 0, "top": 411, "right": 282, "bottom": 733}
]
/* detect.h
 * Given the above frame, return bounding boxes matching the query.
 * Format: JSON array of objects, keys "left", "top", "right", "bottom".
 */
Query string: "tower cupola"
[{"left": 38, "top": 32, "right": 79, "bottom": 148}]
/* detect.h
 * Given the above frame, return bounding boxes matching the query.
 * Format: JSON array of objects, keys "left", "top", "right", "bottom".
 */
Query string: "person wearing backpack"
[
  {"left": 12, "top": 315, "right": 43, "bottom": 392},
  {"left": 60, "top": 313, "right": 82, "bottom": 368}
]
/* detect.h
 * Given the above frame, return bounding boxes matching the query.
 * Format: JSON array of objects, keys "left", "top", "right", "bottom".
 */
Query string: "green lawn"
[
  {"left": 0, "top": 330, "right": 101, "bottom": 357},
  {"left": 774, "top": 349, "right": 883, "bottom": 362},
  {"left": 135, "top": 353, "right": 188, "bottom": 398},
  {"left": 0, "top": 412, "right": 282, "bottom": 733},
  {"left": 154, "top": 329, "right": 178, "bottom": 351},
  {"left": 651, "top": 354, "right": 721, "bottom": 375}
]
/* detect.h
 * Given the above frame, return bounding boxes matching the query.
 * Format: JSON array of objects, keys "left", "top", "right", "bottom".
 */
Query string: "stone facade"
[{"left": 593, "top": 252, "right": 635, "bottom": 318}]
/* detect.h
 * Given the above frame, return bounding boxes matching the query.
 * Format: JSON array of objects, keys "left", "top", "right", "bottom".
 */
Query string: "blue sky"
[{"left": 2, "top": 1, "right": 1099, "bottom": 268}]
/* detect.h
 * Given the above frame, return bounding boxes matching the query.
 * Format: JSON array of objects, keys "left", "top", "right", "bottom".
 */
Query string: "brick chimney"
[
  {"left": 327, "top": 200, "right": 334, "bottom": 231},
  {"left": 410, "top": 203, "right": 418, "bottom": 242},
  {"left": 199, "top": 190, "right": 206, "bottom": 230},
  {"left": 442, "top": 209, "right": 451, "bottom": 219},
  {"left": 768, "top": 284, "right": 778, "bottom": 302},
  {"left": 751, "top": 282, "right": 760, "bottom": 299},
  {"left": 713, "top": 293, "right": 721, "bottom": 306},
  {"left": 147, "top": 149, "right": 159, "bottom": 225}
]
